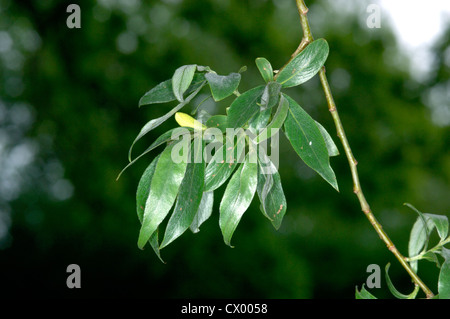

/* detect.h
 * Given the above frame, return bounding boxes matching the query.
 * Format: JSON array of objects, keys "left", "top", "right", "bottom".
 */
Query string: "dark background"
[{"left": 0, "top": 0, "right": 449, "bottom": 299}]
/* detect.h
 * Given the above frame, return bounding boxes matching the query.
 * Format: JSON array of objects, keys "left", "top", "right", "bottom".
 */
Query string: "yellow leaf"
[{"left": 175, "top": 112, "right": 206, "bottom": 130}]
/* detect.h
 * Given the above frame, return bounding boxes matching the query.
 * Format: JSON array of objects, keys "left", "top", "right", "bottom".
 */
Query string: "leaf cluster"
[{"left": 120, "top": 39, "right": 340, "bottom": 261}]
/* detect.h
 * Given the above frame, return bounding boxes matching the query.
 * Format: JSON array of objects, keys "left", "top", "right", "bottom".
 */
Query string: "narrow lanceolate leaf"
[
  {"left": 136, "top": 155, "right": 161, "bottom": 223},
  {"left": 129, "top": 82, "right": 205, "bottom": 161},
  {"left": 190, "top": 191, "right": 214, "bottom": 233},
  {"left": 255, "top": 57, "right": 274, "bottom": 83},
  {"left": 118, "top": 127, "right": 192, "bottom": 180},
  {"left": 204, "top": 133, "right": 246, "bottom": 192},
  {"left": 139, "top": 74, "right": 205, "bottom": 106},
  {"left": 408, "top": 217, "right": 435, "bottom": 272},
  {"left": 206, "top": 115, "right": 228, "bottom": 133},
  {"left": 149, "top": 230, "right": 164, "bottom": 263},
  {"left": 172, "top": 64, "right": 197, "bottom": 102},
  {"left": 205, "top": 72, "right": 241, "bottom": 101},
  {"left": 219, "top": 158, "right": 258, "bottom": 247},
  {"left": 283, "top": 94, "right": 339, "bottom": 191},
  {"left": 355, "top": 285, "right": 377, "bottom": 299},
  {"left": 256, "top": 148, "right": 287, "bottom": 230},
  {"left": 259, "top": 81, "right": 281, "bottom": 111},
  {"left": 427, "top": 214, "right": 449, "bottom": 241},
  {"left": 276, "top": 39, "right": 329, "bottom": 88},
  {"left": 227, "top": 86, "right": 265, "bottom": 129},
  {"left": 406, "top": 203, "right": 436, "bottom": 272},
  {"left": 135, "top": 154, "right": 164, "bottom": 262},
  {"left": 137, "top": 142, "right": 188, "bottom": 249},
  {"left": 315, "top": 121, "right": 339, "bottom": 157},
  {"left": 256, "top": 95, "right": 289, "bottom": 144},
  {"left": 438, "top": 248, "right": 450, "bottom": 299},
  {"left": 160, "top": 138, "right": 205, "bottom": 249},
  {"left": 248, "top": 109, "right": 271, "bottom": 135}
]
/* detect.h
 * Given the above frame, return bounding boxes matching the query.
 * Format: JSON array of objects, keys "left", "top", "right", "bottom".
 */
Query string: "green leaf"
[
  {"left": 196, "top": 65, "right": 212, "bottom": 72},
  {"left": 227, "top": 86, "right": 265, "bottom": 129},
  {"left": 204, "top": 133, "right": 246, "bottom": 192},
  {"left": 256, "top": 95, "right": 289, "bottom": 144},
  {"left": 256, "top": 147, "right": 287, "bottom": 230},
  {"left": 283, "top": 94, "right": 339, "bottom": 191},
  {"left": 259, "top": 81, "right": 281, "bottom": 111},
  {"left": 136, "top": 154, "right": 161, "bottom": 223},
  {"left": 248, "top": 109, "right": 271, "bottom": 134},
  {"left": 118, "top": 127, "right": 193, "bottom": 180},
  {"left": 408, "top": 217, "right": 435, "bottom": 272},
  {"left": 135, "top": 155, "right": 164, "bottom": 262},
  {"left": 149, "top": 229, "right": 164, "bottom": 263},
  {"left": 160, "top": 138, "right": 205, "bottom": 248},
  {"left": 427, "top": 214, "right": 449, "bottom": 241},
  {"left": 422, "top": 251, "right": 441, "bottom": 268},
  {"left": 238, "top": 65, "right": 247, "bottom": 73},
  {"left": 190, "top": 191, "right": 214, "bottom": 233},
  {"left": 206, "top": 115, "right": 228, "bottom": 133},
  {"left": 139, "top": 74, "right": 205, "bottom": 107},
  {"left": 137, "top": 142, "right": 188, "bottom": 250},
  {"left": 438, "top": 247, "right": 450, "bottom": 299},
  {"left": 276, "top": 39, "right": 329, "bottom": 88},
  {"left": 190, "top": 94, "right": 213, "bottom": 116},
  {"left": 129, "top": 82, "right": 205, "bottom": 161},
  {"left": 172, "top": 64, "right": 197, "bottom": 102},
  {"left": 355, "top": 284, "right": 377, "bottom": 299},
  {"left": 385, "top": 263, "right": 419, "bottom": 299},
  {"left": 405, "top": 203, "right": 438, "bottom": 272},
  {"left": 315, "top": 121, "right": 339, "bottom": 157},
  {"left": 219, "top": 157, "right": 258, "bottom": 247},
  {"left": 205, "top": 72, "right": 241, "bottom": 101},
  {"left": 255, "top": 57, "right": 274, "bottom": 83}
]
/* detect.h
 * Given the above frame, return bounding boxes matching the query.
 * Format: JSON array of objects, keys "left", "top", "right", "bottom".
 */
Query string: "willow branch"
[{"left": 293, "top": 0, "right": 434, "bottom": 299}]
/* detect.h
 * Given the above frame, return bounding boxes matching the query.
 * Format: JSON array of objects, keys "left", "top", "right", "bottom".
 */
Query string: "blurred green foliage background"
[{"left": 0, "top": 0, "right": 449, "bottom": 299}]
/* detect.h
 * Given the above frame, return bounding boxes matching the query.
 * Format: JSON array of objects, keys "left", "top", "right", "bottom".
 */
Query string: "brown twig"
[{"left": 291, "top": 0, "right": 434, "bottom": 299}]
